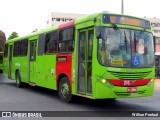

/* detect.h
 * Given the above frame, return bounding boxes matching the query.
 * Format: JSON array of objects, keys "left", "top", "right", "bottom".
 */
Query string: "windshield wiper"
[
  {"left": 141, "top": 27, "right": 146, "bottom": 32},
  {"left": 112, "top": 23, "right": 118, "bottom": 30},
  {"left": 124, "top": 31, "right": 128, "bottom": 52},
  {"left": 137, "top": 27, "right": 146, "bottom": 39},
  {"left": 112, "top": 23, "right": 123, "bottom": 37},
  {"left": 112, "top": 24, "right": 128, "bottom": 52},
  {"left": 134, "top": 31, "right": 137, "bottom": 53}
]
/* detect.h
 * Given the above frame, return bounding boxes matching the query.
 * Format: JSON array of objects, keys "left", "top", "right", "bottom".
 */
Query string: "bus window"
[
  {"left": 30, "top": 41, "right": 36, "bottom": 61},
  {"left": 20, "top": 39, "right": 28, "bottom": 56},
  {"left": 4, "top": 44, "right": 8, "bottom": 58},
  {"left": 38, "top": 34, "right": 45, "bottom": 55},
  {"left": 45, "top": 31, "right": 58, "bottom": 54},
  {"left": 13, "top": 41, "right": 20, "bottom": 57},
  {"left": 59, "top": 27, "right": 74, "bottom": 53}
]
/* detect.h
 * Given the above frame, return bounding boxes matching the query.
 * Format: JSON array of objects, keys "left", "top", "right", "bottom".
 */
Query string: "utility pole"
[{"left": 121, "top": 0, "right": 124, "bottom": 14}]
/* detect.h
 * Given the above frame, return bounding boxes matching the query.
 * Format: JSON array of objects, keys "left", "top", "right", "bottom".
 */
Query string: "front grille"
[
  {"left": 114, "top": 90, "right": 146, "bottom": 96},
  {"left": 109, "top": 71, "right": 151, "bottom": 80}
]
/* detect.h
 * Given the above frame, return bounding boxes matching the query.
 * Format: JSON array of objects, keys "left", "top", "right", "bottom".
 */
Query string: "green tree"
[{"left": 8, "top": 32, "right": 19, "bottom": 40}]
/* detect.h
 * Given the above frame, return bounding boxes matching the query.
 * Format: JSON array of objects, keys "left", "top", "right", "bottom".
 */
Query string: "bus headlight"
[
  {"left": 147, "top": 79, "right": 154, "bottom": 86},
  {"left": 102, "top": 79, "right": 106, "bottom": 84},
  {"left": 151, "top": 79, "right": 154, "bottom": 82}
]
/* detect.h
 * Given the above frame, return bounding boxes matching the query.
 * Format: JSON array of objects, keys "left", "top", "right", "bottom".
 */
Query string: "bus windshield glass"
[{"left": 98, "top": 27, "right": 154, "bottom": 68}]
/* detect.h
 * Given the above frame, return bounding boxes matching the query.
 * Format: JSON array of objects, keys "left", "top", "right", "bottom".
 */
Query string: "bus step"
[
  {"left": 76, "top": 94, "right": 93, "bottom": 99},
  {"left": 29, "top": 83, "right": 36, "bottom": 86}
]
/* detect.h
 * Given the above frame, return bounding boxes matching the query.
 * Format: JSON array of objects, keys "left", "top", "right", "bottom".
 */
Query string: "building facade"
[
  {"left": 46, "top": 12, "right": 86, "bottom": 27},
  {"left": 0, "top": 30, "right": 6, "bottom": 52},
  {"left": 146, "top": 17, "right": 160, "bottom": 52}
]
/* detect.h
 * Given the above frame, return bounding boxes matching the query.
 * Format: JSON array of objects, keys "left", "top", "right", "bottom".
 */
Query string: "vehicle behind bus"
[{"left": 0, "top": 52, "right": 3, "bottom": 71}]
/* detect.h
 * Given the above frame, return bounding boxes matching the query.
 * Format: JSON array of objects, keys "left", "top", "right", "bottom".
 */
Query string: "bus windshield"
[{"left": 98, "top": 27, "right": 154, "bottom": 68}]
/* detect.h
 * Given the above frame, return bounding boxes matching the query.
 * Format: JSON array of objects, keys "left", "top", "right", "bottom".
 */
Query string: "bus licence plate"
[{"left": 127, "top": 87, "right": 137, "bottom": 92}]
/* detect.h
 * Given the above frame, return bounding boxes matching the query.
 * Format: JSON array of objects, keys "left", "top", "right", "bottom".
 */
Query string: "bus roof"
[
  {"left": 75, "top": 12, "right": 150, "bottom": 24},
  {"left": 5, "top": 25, "right": 58, "bottom": 43},
  {"left": 5, "top": 12, "right": 150, "bottom": 43}
]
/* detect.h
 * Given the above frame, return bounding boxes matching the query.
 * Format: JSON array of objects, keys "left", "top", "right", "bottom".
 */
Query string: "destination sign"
[
  {"left": 56, "top": 56, "right": 67, "bottom": 62},
  {"left": 103, "top": 14, "right": 151, "bottom": 29}
]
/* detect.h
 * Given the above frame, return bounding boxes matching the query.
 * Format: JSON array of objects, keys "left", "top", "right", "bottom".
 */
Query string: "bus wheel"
[
  {"left": 59, "top": 77, "right": 72, "bottom": 102},
  {"left": 16, "top": 71, "right": 23, "bottom": 88}
]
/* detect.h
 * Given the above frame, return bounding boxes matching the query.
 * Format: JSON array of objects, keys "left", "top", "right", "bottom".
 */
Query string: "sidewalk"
[{"left": 155, "top": 79, "right": 160, "bottom": 90}]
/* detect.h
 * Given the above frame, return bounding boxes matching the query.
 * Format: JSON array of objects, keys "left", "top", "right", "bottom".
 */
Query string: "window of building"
[
  {"left": 69, "top": 18, "right": 73, "bottom": 21},
  {"left": 153, "top": 30, "right": 159, "bottom": 33},
  {"left": 152, "top": 23, "right": 160, "bottom": 27},
  {"left": 4, "top": 44, "right": 8, "bottom": 58},
  {"left": 57, "top": 18, "right": 60, "bottom": 21},
  {"left": 61, "top": 18, "right": 64, "bottom": 21},
  {"left": 65, "top": 18, "right": 68, "bottom": 21},
  {"left": 59, "top": 27, "right": 74, "bottom": 53},
  {"left": 45, "top": 31, "right": 58, "bottom": 54}
]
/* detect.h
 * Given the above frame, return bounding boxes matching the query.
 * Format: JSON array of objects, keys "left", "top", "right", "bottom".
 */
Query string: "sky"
[{"left": 0, "top": 0, "right": 160, "bottom": 39}]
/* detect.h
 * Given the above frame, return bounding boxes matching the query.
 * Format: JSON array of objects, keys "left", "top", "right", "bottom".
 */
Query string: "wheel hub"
[{"left": 61, "top": 83, "right": 69, "bottom": 98}]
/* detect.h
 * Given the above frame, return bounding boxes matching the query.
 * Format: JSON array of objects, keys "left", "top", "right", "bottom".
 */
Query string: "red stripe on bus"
[
  {"left": 58, "top": 20, "right": 74, "bottom": 30},
  {"left": 56, "top": 54, "right": 72, "bottom": 93},
  {"left": 108, "top": 78, "right": 151, "bottom": 87}
]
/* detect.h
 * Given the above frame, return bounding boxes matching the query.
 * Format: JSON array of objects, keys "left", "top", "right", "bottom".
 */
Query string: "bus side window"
[
  {"left": 79, "top": 33, "right": 85, "bottom": 61},
  {"left": 38, "top": 34, "right": 45, "bottom": 55},
  {"left": 13, "top": 41, "right": 21, "bottom": 57},
  {"left": 59, "top": 27, "right": 74, "bottom": 53},
  {"left": 20, "top": 39, "right": 28, "bottom": 56},
  {"left": 4, "top": 44, "right": 8, "bottom": 58},
  {"left": 45, "top": 31, "right": 58, "bottom": 54}
]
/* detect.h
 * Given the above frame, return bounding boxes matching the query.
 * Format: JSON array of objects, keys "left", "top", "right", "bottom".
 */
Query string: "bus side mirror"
[
  {"left": 96, "top": 26, "right": 101, "bottom": 39},
  {"left": 153, "top": 36, "right": 156, "bottom": 53}
]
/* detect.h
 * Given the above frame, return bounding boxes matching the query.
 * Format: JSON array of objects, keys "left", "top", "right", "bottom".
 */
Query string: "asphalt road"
[{"left": 0, "top": 72, "right": 160, "bottom": 120}]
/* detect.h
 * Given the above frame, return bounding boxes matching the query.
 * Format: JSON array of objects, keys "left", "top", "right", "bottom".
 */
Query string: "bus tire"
[
  {"left": 16, "top": 71, "right": 23, "bottom": 88},
  {"left": 58, "top": 77, "right": 73, "bottom": 102}
]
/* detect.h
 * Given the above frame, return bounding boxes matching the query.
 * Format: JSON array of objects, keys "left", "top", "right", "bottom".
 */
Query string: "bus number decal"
[{"left": 15, "top": 63, "right": 20, "bottom": 67}]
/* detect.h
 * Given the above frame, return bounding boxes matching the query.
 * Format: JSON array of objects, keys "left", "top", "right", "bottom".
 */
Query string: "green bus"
[
  {"left": 0, "top": 52, "right": 3, "bottom": 71},
  {"left": 3, "top": 12, "right": 155, "bottom": 102}
]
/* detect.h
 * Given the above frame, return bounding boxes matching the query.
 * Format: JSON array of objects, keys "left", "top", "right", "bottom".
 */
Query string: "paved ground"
[
  {"left": 155, "top": 79, "right": 160, "bottom": 90},
  {"left": 0, "top": 73, "right": 160, "bottom": 120}
]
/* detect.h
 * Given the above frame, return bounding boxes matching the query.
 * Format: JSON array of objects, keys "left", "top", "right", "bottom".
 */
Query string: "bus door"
[
  {"left": 8, "top": 45, "right": 13, "bottom": 78},
  {"left": 77, "top": 29, "right": 94, "bottom": 95},
  {"left": 29, "top": 40, "right": 37, "bottom": 84}
]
